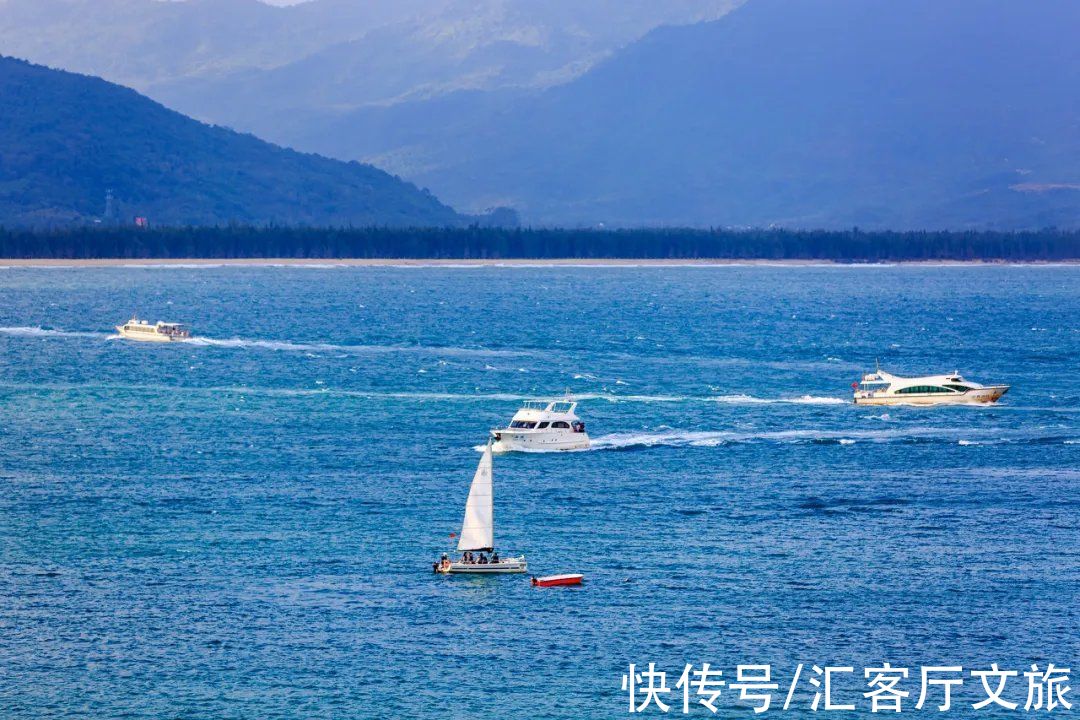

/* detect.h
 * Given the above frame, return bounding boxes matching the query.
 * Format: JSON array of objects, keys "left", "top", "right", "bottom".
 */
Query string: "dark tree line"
[{"left": 0, "top": 225, "right": 1077, "bottom": 261}]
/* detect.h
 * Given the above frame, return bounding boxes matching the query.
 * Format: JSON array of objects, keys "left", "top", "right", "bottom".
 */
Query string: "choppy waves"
[
  {"left": 0, "top": 379, "right": 850, "bottom": 408},
  {"left": 0, "top": 326, "right": 862, "bottom": 374}
]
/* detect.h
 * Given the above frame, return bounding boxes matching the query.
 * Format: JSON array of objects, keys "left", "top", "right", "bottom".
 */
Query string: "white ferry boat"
[
  {"left": 115, "top": 316, "right": 191, "bottom": 342},
  {"left": 853, "top": 368, "right": 1009, "bottom": 406},
  {"left": 434, "top": 440, "right": 526, "bottom": 575},
  {"left": 490, "top": 398, "right": 590, "bottom": 452}
]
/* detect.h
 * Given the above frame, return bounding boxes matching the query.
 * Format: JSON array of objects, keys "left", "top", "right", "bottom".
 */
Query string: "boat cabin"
[
  {"left": 506, "top": 400, "right": 586, "bottom": 433},
  {"left": 858, "top": 370, "right": 983, "bottom": 396},
  {"left": 121, "top": 318, "right": 191, "bottom": 338}
]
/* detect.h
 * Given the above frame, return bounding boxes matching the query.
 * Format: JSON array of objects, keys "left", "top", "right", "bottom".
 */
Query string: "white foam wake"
[
  {"left": 707, "top": 394, "right": 847, "bottom": 405},
  {"left": 588, "top": 426, "right": 1002, "bottom": 450},
  {"left": 0, "top": 326, "right": 108, "bottom": 339},
  {"left": 182, "top": 337, "right": 363, "bottom": 353},
  {"left": 574, "top": 393, "right": 689, "bottom": 403},
  {"left": 180, "top": 336, "right": 529, "bottom": 358}
]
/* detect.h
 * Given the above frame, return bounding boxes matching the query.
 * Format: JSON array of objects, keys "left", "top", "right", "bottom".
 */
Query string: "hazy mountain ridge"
[
  {"left": 0, "top": 0, "right": 740, "bottom": 137},
  {"left": 2, "top": 0, "right": 1077, "bottom": 229},
  {"left": 0, "top": 56, "right": 464, "bottom": 227},
  {"left": 0, "top": 0, "right": 430, "bottom": 87},
  {"left": 297, "top": 0, "right": 1080, "bottom": 229}
]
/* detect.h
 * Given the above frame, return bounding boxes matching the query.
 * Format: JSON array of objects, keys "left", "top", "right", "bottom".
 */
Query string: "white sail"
[{"left": 457, "top": 443, "right": 494, "bottom": 551}]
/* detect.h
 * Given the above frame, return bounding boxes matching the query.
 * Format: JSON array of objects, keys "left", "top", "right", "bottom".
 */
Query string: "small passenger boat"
[
  {"left": 532, "top": 574, "right": 584, "bottom": 587},
  {"left": 853, "top": 366, "right": 1009, "bottom": 405},
  {"left": 434, "top": 440, "right": 526, "bottom": 575},
  {"left": 115, "top": 316, "right": 191, "bottom": 342},
  {"left": 490, "top": 398, "right": 590, "bottom": 452}
]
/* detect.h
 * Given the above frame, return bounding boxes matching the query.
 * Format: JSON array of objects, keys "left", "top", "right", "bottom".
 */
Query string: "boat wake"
[
  {"left": 474, "top": 426, "right": 1048, "bottom": 453},
  {"left": 0, "top": 326, "right": 108, "bottom": 339},
  {"left": 473, "top": 426, "right": 1043, "bottom": 453},
  {"left": 706, "top": 394, "right": 846, "bottom": 405},
  {"left": 587, "top": 426, "right": 1027, "bottom": 451},
  {"left": 183, "top": 336, "right": 363, "bottom": 353},
  {"left": 180, "top": 336, "right": 530, "bottom": 358}
]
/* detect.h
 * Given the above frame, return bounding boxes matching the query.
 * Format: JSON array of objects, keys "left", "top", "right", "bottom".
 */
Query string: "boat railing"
[{"left": 520, "top": 400, "right": 577, "bottom": 413}]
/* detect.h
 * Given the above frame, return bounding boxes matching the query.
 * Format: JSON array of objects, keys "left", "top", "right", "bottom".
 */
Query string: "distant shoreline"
[
  {"left": 1, "top": 258, "right": 1078, "bottom": 268},
  {"left": 5, "top": 226, "right": 1076, "bottom": 263}
]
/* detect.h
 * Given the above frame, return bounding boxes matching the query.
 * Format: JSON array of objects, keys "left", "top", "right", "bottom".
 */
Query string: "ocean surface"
[{"left": 1, "top": 265, "right": 1077, "bottom": 718}]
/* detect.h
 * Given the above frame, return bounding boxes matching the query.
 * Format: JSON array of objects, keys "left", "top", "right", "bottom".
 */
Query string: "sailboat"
[{"left": 434, "top": 440, "right": 526, "bottom": 574}]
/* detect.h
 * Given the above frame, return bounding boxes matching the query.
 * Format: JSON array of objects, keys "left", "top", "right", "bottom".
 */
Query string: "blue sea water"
[{"left": 0, "top": 264, "right": 1077, "bottom": 719}]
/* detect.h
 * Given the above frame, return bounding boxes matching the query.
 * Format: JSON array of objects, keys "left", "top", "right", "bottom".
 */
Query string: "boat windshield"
[
  {"left": 510, "top": 420, "right": 538, "bottom": 429},
  {"left": 521, "top": 401, "right": 548, "bottom": 410},
  {"left": 549, "top": 402, "right": 574, "bottom": 413}
]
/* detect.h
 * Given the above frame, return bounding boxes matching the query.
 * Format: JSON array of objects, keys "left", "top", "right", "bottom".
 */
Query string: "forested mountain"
[
  {"left": 296, "top": 0, "right": 1080, "bottom": 229},
  {"left": 3, "top": 0, "right": 1077, "bottom": 230},
  {"left": 0, "top": 57, "right": 464, "bottom": 228}
]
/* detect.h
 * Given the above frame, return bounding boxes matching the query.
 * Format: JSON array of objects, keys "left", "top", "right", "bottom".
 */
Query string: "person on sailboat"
[
  {"left": 478, "top": 553, "right": 488, "bottom": 564},
  {"left": 490, "top": 550, "right": 499, "bottom": 563}
]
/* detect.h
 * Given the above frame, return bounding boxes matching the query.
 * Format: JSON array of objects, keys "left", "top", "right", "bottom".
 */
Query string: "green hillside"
[{"left": 0, "top": 56, "right": 464, "bottom": 227}]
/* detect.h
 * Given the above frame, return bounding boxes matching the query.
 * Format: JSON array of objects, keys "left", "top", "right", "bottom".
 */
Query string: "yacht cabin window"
[
  {"left": 896, "top": 385, "right": 953, "bottom": 394},
  {"left": 550, "top": 421, "right": 570, "bottom": 429}
]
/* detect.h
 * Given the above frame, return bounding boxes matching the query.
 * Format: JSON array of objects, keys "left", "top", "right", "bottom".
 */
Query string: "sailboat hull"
[{"left": 438, "top": 557, "right": 527, "bottom": 574}]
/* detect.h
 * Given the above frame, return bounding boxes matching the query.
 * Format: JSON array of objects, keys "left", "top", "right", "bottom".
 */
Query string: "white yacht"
[
  {"left": 490, "top": 399, "right": 590, "bottom": 452},
  {"left": 434, "top": 440, "right": 526, "bottom": 575},
  {"left": 115, "top": 316, "right": 191, "bottom": 342},
  {"left": 854, "top": 367, "right": 1009, "bottom": 406}
]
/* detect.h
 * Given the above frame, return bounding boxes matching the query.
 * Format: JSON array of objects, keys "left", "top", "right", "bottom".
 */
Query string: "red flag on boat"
[{"left": 851, "top": 382, "right": 859, "bottom": 389}]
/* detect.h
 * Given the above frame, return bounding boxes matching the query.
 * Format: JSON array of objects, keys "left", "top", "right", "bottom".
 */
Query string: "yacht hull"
[
  {"left": 115, "top": 327, "right": 179, "bottom": 342},
  {"left": 854, "top": 386, "right": 1009, "bottom": 406},
  {"left": 438, "top": 557, "right": 527, "bottom": 574},
  {"left": 490, "top": 430, "right": 590, "bottom": 453}
]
